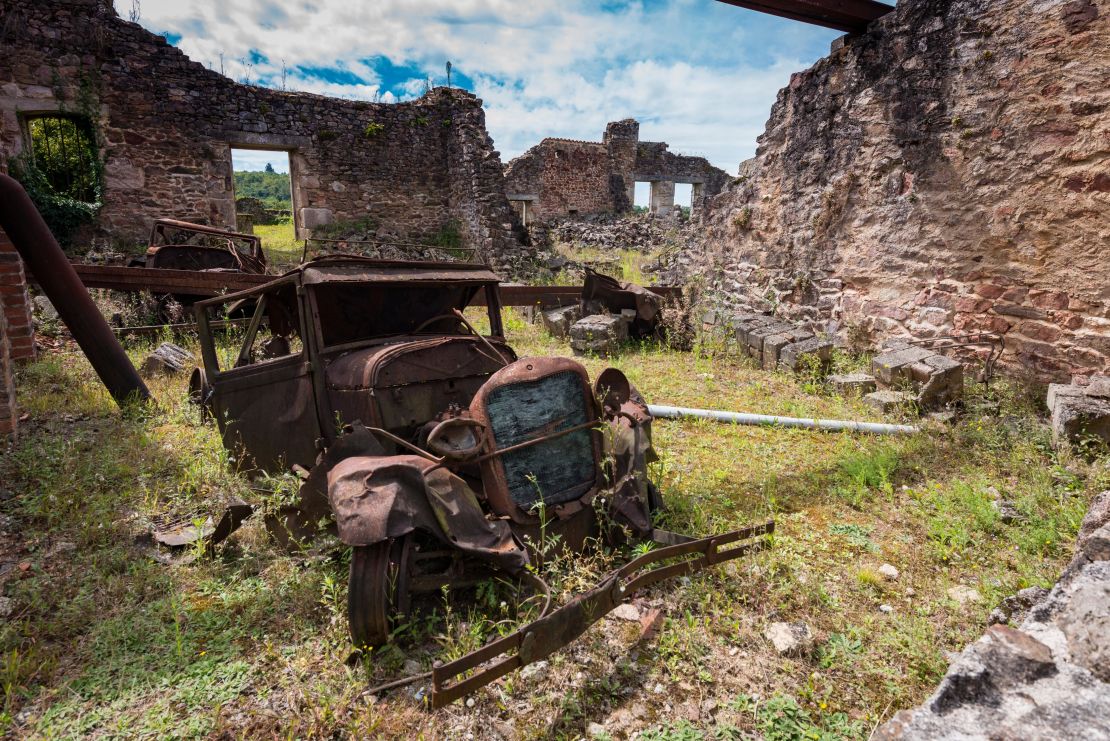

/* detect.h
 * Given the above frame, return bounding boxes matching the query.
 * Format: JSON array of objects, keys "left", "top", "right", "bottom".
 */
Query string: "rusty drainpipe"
[{"left": 0, "top": 174, "right": 151, "bottom": 406}]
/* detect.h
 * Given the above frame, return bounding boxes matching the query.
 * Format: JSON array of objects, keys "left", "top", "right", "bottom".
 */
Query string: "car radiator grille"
[{"left": 484, "top": 370, "right": 596, "bottom": 509}]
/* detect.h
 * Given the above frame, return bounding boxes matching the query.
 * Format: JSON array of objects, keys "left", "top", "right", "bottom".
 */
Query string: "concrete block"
[
  {"left": 829, "top": 373, "right": 877, "bottom": 396},
  {"left": 570, "top": 314, "right": 628, "bottom": 357},
  {"left": 541, "top": 304, "right": 581, "bottom": 339},
  {"left": 779, "top": 337, "right": 833, "bottom": 372},
  {"left": 864, "top": 390, "right": 911, "bottom": 414},
  {"left": 1051, "top": 393, "right": 1110, "bottom": 447},
  {"left": 872, "top": 345, "right": 935, "bottom": 385},
  {"left": 761, "top": 333, "right": 796, "bottom": 370},
  {"left": 1047, "top": 383, "right": 1086, "bottom": 413}
]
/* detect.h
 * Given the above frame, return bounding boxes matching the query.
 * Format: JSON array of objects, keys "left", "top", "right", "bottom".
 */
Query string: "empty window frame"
[{"left": 23, "top": 114, "right": 99, "bottom": 202}]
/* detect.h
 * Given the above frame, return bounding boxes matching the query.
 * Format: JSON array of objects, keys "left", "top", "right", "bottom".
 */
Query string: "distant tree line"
[{"left": 234, "top": 167, "right": 291, "bottom": 210}]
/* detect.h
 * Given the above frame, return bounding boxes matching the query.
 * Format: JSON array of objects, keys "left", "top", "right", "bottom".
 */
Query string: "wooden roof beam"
[{"left": 714, "top": 0, "right": 894, "bottom": 33}]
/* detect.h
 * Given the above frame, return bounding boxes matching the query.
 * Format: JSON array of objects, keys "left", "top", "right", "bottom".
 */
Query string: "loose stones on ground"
[{"left": 763, "top": 621, "right": 815, "bottom": 657}]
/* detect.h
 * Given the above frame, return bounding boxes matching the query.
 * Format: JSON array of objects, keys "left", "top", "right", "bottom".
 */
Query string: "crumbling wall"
[
  {"left": 503, "top": 119, "right": 731, "bottom": 222},
  {"left": 694, "top": 0, "right": 1110, "bottom": 380},
  {"left": 0, "top": 0, "right": 520, "bottom": 266}
]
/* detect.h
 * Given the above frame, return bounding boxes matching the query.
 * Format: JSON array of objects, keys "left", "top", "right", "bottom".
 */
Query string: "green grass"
[
  {"left": 253, "top": 219, "right": 302, "bottom": 272},
  {"left": 0, "top": 313, "right": 1104, "bottom": 738}
]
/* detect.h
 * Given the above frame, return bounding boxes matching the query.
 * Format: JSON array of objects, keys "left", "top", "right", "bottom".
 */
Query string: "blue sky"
[{"left": 130, "top": 1, "right": 842, "bottom": 174}]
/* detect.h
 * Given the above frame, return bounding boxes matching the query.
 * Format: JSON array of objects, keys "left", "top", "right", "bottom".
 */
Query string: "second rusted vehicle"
[
  {"left": 131, "top": 218, "right": 266, "bottom": 274},
  {"left": 192, "top": 255, "right": 771, "bottom": 706}
]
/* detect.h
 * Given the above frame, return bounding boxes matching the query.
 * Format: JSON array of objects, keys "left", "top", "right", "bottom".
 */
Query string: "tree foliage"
[{"left": 234, "top": 169, "right": 291, "bottom": 210}]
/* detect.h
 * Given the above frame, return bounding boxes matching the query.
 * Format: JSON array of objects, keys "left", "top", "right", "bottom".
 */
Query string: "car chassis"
[{"left": 191, "top": 255, "right": 772, "bottom": 707}]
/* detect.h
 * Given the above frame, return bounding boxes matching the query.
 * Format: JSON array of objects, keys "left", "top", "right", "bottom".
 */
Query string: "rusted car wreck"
[{"left": 191, "top": 255, "right": 772, "bottom": 706}]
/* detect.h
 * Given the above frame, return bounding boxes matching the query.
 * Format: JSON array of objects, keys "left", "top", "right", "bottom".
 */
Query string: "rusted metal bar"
[
  {"left": 0, "top": 174, "right": 151, "bottom": 406},
  {"left": 714, "top": 0, "right": 893, "bottom": 32},
  {"left": 429, "top": 520, "right": 774, "bottom": 707},
  {"left": 905, "top": 332, "right": 1004, "bottom": 384},
  {"left": 31, "top": 264, "right": 681, "bottom": 307}
]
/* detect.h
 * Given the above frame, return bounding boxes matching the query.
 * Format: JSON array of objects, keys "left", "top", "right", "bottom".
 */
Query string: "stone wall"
[
  {"left": 504, "top": 119, "right": 731, "bottom": 223},
  {"left": 0, "top": 0, "right": 521, "bottom": 267},
  {"left": 691, "top": 0, "right": 1109, "bottom": 380}
]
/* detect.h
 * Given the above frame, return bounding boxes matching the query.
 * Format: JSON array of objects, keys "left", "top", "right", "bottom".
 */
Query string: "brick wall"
[
  {"left": 0, "top": 295, "right": 13, "bottom": 442},
  {"left": 0, "top": 229, "right": 34, "bottom": 363}
]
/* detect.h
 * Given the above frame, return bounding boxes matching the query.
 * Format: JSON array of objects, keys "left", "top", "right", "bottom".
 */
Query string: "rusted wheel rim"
[{"left": 348, "top": 537, "right": 411, "bottom": 648}]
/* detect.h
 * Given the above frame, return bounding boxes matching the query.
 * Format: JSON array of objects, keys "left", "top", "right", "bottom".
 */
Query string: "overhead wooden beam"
[{"left": 715, "top": 0, "right": 893, "bottom": 33}]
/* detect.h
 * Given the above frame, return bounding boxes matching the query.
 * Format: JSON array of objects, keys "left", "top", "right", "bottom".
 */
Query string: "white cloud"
[{"left": 125, "top": 0, "right": 836, "bottom": 169}]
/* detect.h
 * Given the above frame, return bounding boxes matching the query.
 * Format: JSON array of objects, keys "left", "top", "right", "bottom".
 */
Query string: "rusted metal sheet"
[
  {"left": 0, "top": 174, "right": 151, "bottom": 406},
  {"left": 582, "top": 268, "right": 664, "bottom": 339},
  {"left": 715, "top": 0, "right": 893, "bottom": 32},
  {"left": 135, "top": 218, "right": 266, "bottom": 275},
  {"left": 430, "top": 520, "right": 775, "bottom": 707}
]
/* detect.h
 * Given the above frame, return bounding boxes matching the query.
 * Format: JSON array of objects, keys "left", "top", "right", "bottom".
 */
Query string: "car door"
[{"left": 203, "top": 281, "right": 321, "bottom": 473}]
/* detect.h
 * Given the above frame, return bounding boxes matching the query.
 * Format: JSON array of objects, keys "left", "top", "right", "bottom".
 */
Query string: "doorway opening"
[
  {"left": 633, "top": 181, "right": 651, "bottom": 214},
  {"left": 231, "top": 148, "right": 298, "bottom": 269},
  {"left": 674, "top": 183, "right": 693, "bottom": 219}
]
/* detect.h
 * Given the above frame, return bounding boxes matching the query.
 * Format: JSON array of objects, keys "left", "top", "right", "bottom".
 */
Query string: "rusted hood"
[{"left": 325, "top": 337, "right": 512, "bottom": 390}]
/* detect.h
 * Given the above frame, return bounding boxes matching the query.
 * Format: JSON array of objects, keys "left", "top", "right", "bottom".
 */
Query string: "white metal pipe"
[{"left": 647, "top": 404, "right": 920, "bottom": 435}]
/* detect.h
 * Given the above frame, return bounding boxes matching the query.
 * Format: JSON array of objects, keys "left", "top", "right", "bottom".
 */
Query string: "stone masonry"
[
  {"left": 682, "top": 0, "right": 1110, "bottom": 381},
  {"left": 871, "top": 340, "right": 964, "bottom": 410},
  {"left": 0, "top": 0, "right": 521, "bottom": 268},
  {"left": 503, "top": 119, "right": 730, "bottom": 223},
  {"left": 1047, "top": 374, "right": 1110, "bottom": 447}
]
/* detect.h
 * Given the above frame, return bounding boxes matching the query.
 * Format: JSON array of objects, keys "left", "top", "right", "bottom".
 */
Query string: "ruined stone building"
[
  {"left": 503, "top": 120, "right": 730, "bottom": 223},
  {"left": 693, "top": 0, "right": 1109, "bottom": 380},
  {"left": 0, "top": 0, "right": 520, "bottom": 263}
]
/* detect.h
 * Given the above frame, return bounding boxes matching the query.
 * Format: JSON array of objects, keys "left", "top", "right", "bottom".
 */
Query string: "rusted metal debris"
[
  {"left": 906, "top": 332, "right": 1004, "bottom": 384},
  {"left": 581, "top": 268, "right": 663, "bottom": 339},
  {"left": 190, "top": 255, "right": 771, "bottom": 706},
  {"left": 130, "top": 218, "right": 266, "bottom": 275}
]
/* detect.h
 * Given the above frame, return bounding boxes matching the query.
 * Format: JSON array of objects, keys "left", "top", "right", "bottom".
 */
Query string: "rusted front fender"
[{"left": 328, "top": 453, "right": 528, "bottom": 574}]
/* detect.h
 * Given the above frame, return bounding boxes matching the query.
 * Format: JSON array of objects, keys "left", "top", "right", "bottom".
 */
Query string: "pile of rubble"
[
  {"left": 1047, "top": 375, "right": 1110, "bottom": 447},
  {"left": 877, "top": 491, "right": 1110, "bottom": 740},
  {"left": 548, "top": 213, "right": 698, "bottom": 254}
]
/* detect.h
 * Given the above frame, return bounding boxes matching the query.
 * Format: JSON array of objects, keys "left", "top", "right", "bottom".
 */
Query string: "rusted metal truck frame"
[
  {"left": 192, "top": 255, "right": 771, "bottom": 707},
  {"left": 131, "top": 218, "right": 266, "bottom": 275}
]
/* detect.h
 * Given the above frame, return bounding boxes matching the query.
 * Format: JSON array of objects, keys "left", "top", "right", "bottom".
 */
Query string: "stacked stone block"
[
  {"left": 1047, "top": 375, "right": 1110, "bottom": 447},
  {"left": 869, "top": 340, "right": 963, "bottom": 410},
  {"left": 728, "top": 312, "right": 833, "bottom": 372},
  {"left": 686, "top": 0, "right": 1110, "bottom": 381},
  {"left": 569, "top": 311, "right": 635, "bottom": 357}
]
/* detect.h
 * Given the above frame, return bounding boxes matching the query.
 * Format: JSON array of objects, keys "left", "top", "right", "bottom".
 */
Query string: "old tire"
[
  {"left": 187, "top": 367, "right": 213, "bottom": 423},
  {"left": 348, "top": 537, "right": 411, "bottom": 648}
]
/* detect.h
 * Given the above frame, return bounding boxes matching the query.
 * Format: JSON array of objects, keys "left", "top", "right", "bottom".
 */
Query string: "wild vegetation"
[
  {"left": 0, "top": 313, "right": 1103, "bottom": 739},
  {"left": 233, "top": 167, "right": 292, "bottom": 211}
]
